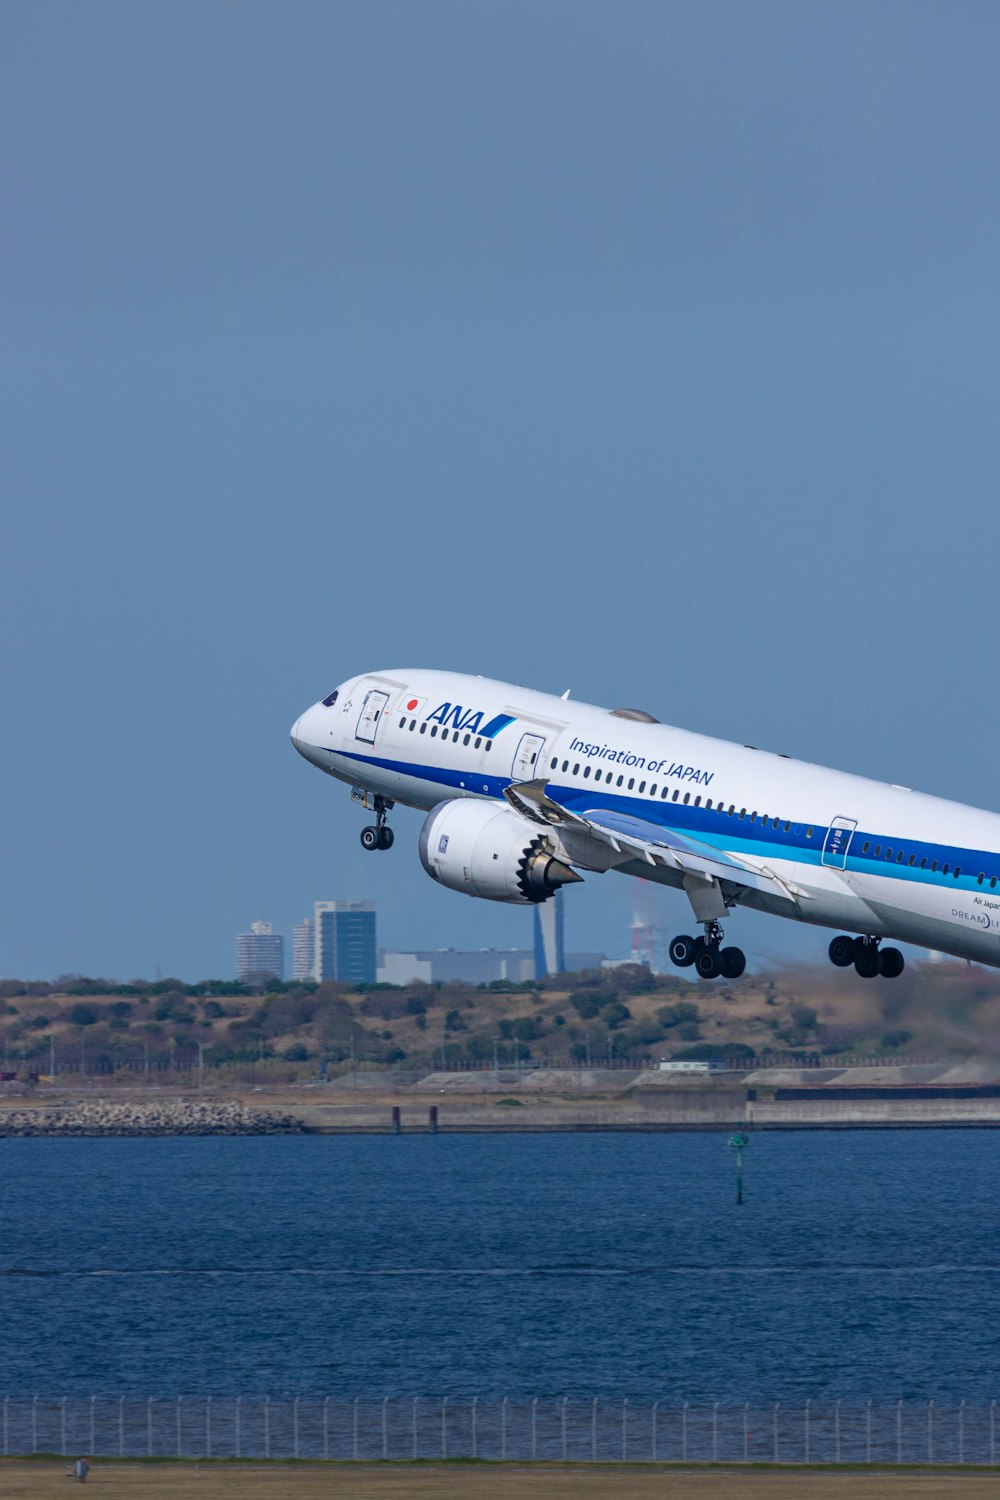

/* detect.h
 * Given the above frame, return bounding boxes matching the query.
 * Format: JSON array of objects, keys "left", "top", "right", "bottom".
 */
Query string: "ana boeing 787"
[{"left": 291, "top": 670, "right": 1000, "bottom": 980}]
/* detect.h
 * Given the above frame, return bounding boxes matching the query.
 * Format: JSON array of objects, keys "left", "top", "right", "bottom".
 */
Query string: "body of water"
[{"left": 1, "top": 1131, "right": 997, "bottom": 1401}]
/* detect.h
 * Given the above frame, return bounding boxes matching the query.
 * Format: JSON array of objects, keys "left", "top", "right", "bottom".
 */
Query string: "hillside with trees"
[{"left": 2, "top": 960, "right": 1000, "bottom": 1078}]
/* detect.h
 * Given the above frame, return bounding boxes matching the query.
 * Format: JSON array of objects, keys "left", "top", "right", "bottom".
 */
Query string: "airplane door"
[
  {"left": 355, "top": 689, "right": 390, "bottom": 744},
  {"left": 821, "top": 817, "right": 857, "bottom": 869},
  {"left": 512, "top": 732, "right": 546, "bottom": 781}
]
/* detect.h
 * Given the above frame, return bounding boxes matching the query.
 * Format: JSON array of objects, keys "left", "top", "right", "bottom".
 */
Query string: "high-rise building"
[
  {"left": 236, "top": 920, "right": 284, "bottom": 983},
  {"left": 314, "top": 901, "right": 376, "bottom": 985},
  {"left": 292, "top": 918, "right": 316, "bottom": 981},
  {"left": 533, "top": 890, "right": 566, "bottom": 978}
]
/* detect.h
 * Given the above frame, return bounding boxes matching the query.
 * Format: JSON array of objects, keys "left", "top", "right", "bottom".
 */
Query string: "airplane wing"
[{"left": 504, "top": 779, "right": 806, "bottom": 903}]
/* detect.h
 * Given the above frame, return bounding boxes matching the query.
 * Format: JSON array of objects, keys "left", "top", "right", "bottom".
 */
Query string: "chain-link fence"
[{"left": 2, "top": 1396, "right": 999, "bottom": 1464}]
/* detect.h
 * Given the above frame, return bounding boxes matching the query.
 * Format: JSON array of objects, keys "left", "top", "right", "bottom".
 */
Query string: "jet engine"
[{"left": 418, "top": 799, "right": 582, "bottom": 904}]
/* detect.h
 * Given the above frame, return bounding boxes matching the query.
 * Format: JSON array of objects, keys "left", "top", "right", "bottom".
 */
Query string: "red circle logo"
[{"left": 406, "top": 698, "right": 419, "bottom": 711}]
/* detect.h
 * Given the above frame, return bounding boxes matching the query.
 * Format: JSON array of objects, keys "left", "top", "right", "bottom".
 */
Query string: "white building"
[
  {"left": 236, "top": 920, "right": 284, "bottom": 983},
  {"left": 292, "top": 918, "right": 315, "bottom": 981}
]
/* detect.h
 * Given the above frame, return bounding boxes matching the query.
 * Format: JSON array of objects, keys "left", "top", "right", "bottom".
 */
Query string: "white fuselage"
[{"left": 291, "top": 669, "right": 1000, "bottom": 967}]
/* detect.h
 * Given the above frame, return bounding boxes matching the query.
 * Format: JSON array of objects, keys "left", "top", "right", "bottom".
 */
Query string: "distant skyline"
[{"left": 4, "top": 2, "right": 1000, "bottom": 978}]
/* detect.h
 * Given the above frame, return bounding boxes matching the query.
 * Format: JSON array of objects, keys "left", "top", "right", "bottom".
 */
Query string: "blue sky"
[{"left": 3, "top": 1, "right": 999, "bottom": 979}]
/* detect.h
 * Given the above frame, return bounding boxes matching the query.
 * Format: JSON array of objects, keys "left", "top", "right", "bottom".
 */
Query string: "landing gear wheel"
[
  {"left": 360, "top": 794, "right": 395, "bottom": 851},
  {"left": 854, "top": 944, "right": 880, "bottom": 979},
  {"left": 669, "top": 935, "right": 699, "bottom": 968},
  {"left": 719, "top": 946, "right": 746, "bottom": 980},
  {"left": 695, "top": 946, "right": 722, "bottom": 980},
  {"left": 879, "top": 946, "right": 905, "bottom": 979},
  {"left": 829, "top": 934, "right": 858, "bottom": 968}
]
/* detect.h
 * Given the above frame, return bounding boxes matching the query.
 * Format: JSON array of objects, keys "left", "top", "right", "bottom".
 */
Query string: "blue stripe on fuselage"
[
  {"left": 480, "top": 713, "right": 516, "bottom": 739},
  {"left": 334, "top": 748, "right": 1000, "bottom": 895}
]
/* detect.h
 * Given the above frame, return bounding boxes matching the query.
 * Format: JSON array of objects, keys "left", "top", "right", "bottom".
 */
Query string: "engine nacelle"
[{"left": 418, "top": 799, "right": 582, "bottom": 904}]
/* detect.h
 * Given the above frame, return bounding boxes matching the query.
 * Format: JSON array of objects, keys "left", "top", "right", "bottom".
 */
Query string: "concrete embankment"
[
  {"left": 294, "top": 1062, "right": 1000, "bottom": 1131},
  {"left": 0, "top": 1099, "right": 306, "bottom": 1136},
  {"left": 5, "top": 1065, "right": 1000, "bottom": 1134}
]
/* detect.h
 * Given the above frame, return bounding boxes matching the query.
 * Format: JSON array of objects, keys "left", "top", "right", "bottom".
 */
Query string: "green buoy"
[{"left": 728, "top": 1132, "right": 750, "bottom": 1204}]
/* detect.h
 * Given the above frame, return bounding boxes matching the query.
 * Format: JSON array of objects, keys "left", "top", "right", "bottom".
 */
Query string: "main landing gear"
[
  {"left": 669, "top": 921, "right": 747, "bottom": 981},
  {"left": 360, "top": 796, "right": 395, "bottom": 852},
  {"left": 828, "top": 934, "right": 905, "bottom": 979}
]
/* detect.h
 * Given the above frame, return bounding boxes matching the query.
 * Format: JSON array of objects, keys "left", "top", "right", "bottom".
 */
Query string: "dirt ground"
[{"left": 4, "top": 1462, "right": 1000, "bottom": 1499}]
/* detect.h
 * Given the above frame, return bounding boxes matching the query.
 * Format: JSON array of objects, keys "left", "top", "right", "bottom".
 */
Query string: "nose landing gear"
[
  {"left": 828, "top": 934, "right": 904, "bottom": 978},
  {"left": 360, "top": 796, "right": 395, "bottom": 852},
  {"left": 669, "top": 922, "right": 747, "bottom": 981}
]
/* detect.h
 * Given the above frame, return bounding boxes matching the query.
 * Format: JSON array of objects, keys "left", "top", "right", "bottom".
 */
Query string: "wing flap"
[{"left": 504, "top": 780, "right": 806, "bottom": 900}]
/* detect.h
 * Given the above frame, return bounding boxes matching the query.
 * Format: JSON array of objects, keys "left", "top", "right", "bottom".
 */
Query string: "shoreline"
[{"left": 6, "top": 1077, "right": 1000, "bottom": 1134}]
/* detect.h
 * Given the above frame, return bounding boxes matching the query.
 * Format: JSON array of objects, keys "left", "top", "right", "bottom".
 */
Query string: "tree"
[{"left": 656, "top": 1001, "right": 700, "bottom": 1029}]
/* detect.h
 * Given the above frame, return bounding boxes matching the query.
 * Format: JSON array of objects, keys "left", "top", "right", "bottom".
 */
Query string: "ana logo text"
[{"left": 427, "top": 702, "right": 516, "bottom": 738}]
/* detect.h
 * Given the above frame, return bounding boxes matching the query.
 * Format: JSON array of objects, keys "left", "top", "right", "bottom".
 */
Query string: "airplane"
[{"left": 291, "top": 670, "right": 1000, "bottom": 980}]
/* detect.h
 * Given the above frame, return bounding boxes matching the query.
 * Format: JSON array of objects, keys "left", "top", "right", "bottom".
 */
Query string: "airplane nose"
[{"left": 291, "top": 704, "right": 328, "bottom": 765}]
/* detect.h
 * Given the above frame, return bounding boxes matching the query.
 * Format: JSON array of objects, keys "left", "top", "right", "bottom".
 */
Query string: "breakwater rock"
[{"left": 0, "top": 1099, "right": 308, "bottom": 1136}]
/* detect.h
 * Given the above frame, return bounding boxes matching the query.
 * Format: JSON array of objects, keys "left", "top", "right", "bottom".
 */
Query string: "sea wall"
[{"left": 0, "top": 1099, "right": 306, "bottom": 1136}]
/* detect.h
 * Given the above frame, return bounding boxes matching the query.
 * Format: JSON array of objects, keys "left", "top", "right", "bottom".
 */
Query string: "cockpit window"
[{"left": 322, "top": 690, "right": 339, "bottom": 707}]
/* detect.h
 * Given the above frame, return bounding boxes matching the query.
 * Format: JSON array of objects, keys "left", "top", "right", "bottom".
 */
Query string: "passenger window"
[
  {"left": 420, "top": 723, "right": 427, "bottom": 734},
  {"left": 398, "top": 717, "right": 406, "bottom": 729},
  {"left": 410, "top": 719, "right": 416, "bottom": 730},
  {"left": 739, "top": 809, "right": 746, "bottom": 820},
  {"left": 673, "top": 789, "right": 680, "bottom": 801},
  {"left": 649, "top": 783, "right": 656, "bottom": 796},
  {"left": 475, "top": 738, "right": 482, "bottom": 749},
  {"left": 942, "top": 863, "right": 950, "bottom": 875},
  {"left": 885, "top": 848, "right": 893, "bottom": 859},
  {"left": 729, "top": 805, "right": 736, "bottom": 816},
  {"left": 683, "top": 791, "right": 690, "bottom": 804},
  {"left": 627, "top": 778, "right": 635, "bottom": 790},
  {"left": 638, "top": 781, "right": 646, "bottom": 793},
  {"left": 485, "top": 740, "right": 492, "bottom": 752},
  {"left": 908, "top": 855, "right": 916, "bottom": 867},
  {"left": 896, "top": 851, "right": 904, "bottom": 863},
  {"left": 931, "top": 860, "right": 937, "bottom": 871},
  {"left": 862, "top": 841, "right": 871, "bottom": 854},
  {"left": 920, "top": 858, "right": 927, "bottom": 869},
  {"left": 806, "top": 827, "right": 813, "bottom": 839},
  {"left": 694, "top": 795, "right": 701, "bottom": 807},
  {"left": 773, "top": 817, "right": 780, "bottom": 828},
  {"left": 583, "top": 766, "right": 591, "bottom": 778},
  {"left": 430, "top": 725, "right": 438, "bottom": 737},
  {"left": 660, "top": 787, "right": 668, "bottom": 798},
  {"left": 454, "top": 731, "right": 460, "bottom": 743},
  {"left": 573, "top": 763, "right": 580, "bottom": 775},
  {"left": 978, "top": 873, "right": 985, "bottom": 884},
  {"left": 783, "top": 820, "right": 790, "bottom": 831},
  {"left": 874, "top": 845, "right": 881, "bottom": 856},
  {"left": 750, "top": 812, "right": 757, "bottom": 823},
  {"left": 465, "top": 735, "right": 472, "bottom": 747},
  {"left": 991, "top": 877, "right": 997, "bottom": 889},
  {"left": 562, "top": 760, "right": 568, "bottom": 772},
  {"left": 617, "top": 775, "right": 624, "bottom": 787},
  {"left": 705, "top": 799, "right": 713, "bottom": 810},
  {"left": 954, "top": 867, "right": 961, "bottom": 878}
]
